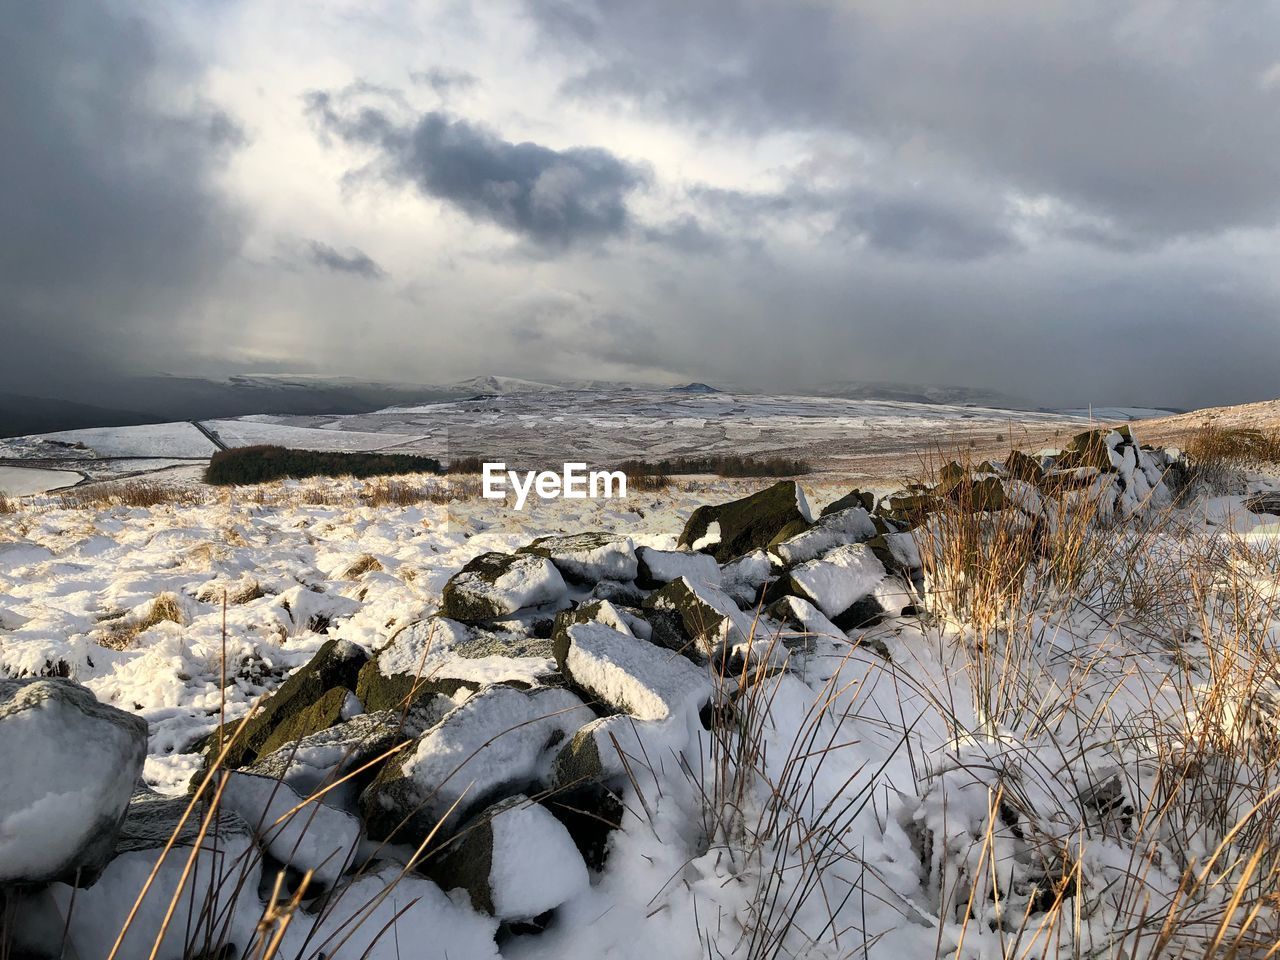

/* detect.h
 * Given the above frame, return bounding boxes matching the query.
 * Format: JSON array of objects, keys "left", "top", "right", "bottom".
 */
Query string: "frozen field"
[{"left": 0, "top": 465, "right": 82, "bottom": 496}]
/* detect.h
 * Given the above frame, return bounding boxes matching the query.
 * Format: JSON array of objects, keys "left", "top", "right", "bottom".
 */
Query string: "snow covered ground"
[
  {"left": 0, "top": 466, "right": 82, "bottom": 496},
  {"left": 3, "top": 445, "right": 1280, "bottom": 957}
]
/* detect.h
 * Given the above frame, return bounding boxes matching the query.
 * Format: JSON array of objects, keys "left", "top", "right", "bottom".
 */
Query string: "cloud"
[
  {"left": 305, "top": 91, "right": 649, "bottom": 249},
  {"left": 531, "top": 0, "right": 1280, "bottom": 241},
  {"left": 409, "top": 67, "right": 479, "bottom": 97},
  {"left": 0, "top": 1, "right": 243, "bottom": 396},
  {"left": 305, "top": 240, "right": 387, "bottom": 279}
]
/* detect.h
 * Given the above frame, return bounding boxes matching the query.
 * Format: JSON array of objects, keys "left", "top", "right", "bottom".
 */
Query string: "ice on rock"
[
  {"left": 0, "top": 678, "right": 147, "bottom": 885},
  {"left": 787, "top": 544, "right": 888, "bottom": 618},
  {"left": 561, "top": 621, "right": 712, "bottom": 721}
]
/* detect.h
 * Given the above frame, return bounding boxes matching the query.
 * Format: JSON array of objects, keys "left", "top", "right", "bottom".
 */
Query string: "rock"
[
  {"left": 221, "top": 766, "right": 361, "bottom": 887},
  {"left": 216, "top": 638, "right": 368, "bottom": 769},
  {"left": 551, "top": 715, "right": 646, "bottom": 789},
  {"left": 678, "top": 480, "right": 814, "bottom": 563},
  {"left": 767, "top": 596, "right": 845, "bottom": 650},
  {"left": 360, "top": 686, "right": 593, "bottom": 843},
  {"left": 820, "top": 488, "right": 876, "bottom": 517},
  {"left": 1246, "top": 493, "right": 1280, "bottom": 516},
  {"left": 1055, "top": 428, "right": 1117, "bottom": 472},
  {"left": 879, "top": 489, "right": 939, "bottom": 524},
  {"left": 356, "top": 616, "right": 556, "bottom": 710},
  {"left": 720, "top": 550, "right": 774, "bottom": 606},
  {"left": 782, "top": 543, "right": 888, "bottom": 619},
  {"left": 1004, "top": 449, "right": 1045, "bottom": 484},
  {"left": 43, "top": 787, "right": 262, "bottom": 959},
  {"left": 551, "top": 599, "right": 652, "bottom": 663},
  {"left": 767, "top": 506, "right": 878, "bottom": 566},
  {"left": 939, "top": 474, "right": 1006, "bottom": 512},
  {"left": 0, "top": 678, "right": 147, "bottom": 886},
  {"left": 517, "top": 532, "right": 638, "bottom": 584},
  {"left": 635, "top": 546, "right": 722, "bottom": 590},
  {"left": 642, "top": 576, "right": 756, "bottom": 657},
  {"left": 440, "top": 552, "right": 569, "bottom": 622},
  {"left": 556, "top": 621, "right": 711, "bottom": 721},
  {"left": 587, "top": 579, "right": 648, "bottom": 605},
  {"left": 427, "top": 795, "right": 589, "bottom": 920}
]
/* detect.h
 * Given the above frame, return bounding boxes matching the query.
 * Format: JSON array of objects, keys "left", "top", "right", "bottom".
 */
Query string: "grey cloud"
[
  {"left": 410, "top": 67, "right": 479, "bottom": 96},
  {"left": 306, "top": 91, "right": 649, "bottom": 249},
  {"left": 840, "top": 193, "right": 1020, "bottom": 261},
  {"left": 531, "top": 0, "right": 1280, "bottom": 241},
  {"left": 305, "top": 241, "right": 387, "bottom": 279},
  {"left": 0, "top": 1, "right": 243, "bottom": 396}
]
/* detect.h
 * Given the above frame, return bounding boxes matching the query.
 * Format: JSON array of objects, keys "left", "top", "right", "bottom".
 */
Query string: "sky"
[{"left": 3, "top": 0, "right": 1280, "bottom": 410}]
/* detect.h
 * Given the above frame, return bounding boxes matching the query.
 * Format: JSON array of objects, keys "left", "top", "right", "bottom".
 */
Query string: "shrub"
[{"left": 206, "top": 446, "right": 444, "bottom": 485}]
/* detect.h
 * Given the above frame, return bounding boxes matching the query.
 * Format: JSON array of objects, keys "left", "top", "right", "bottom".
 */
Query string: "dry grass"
[
  {"left": 59, "top": 481, "right": 202, "bottom": 510},
  {"left": 0, "top": 494, "right": 14, "bottom": 515},
  {"left": 98, "top": 593, "right": 186, "bottom": 650}
]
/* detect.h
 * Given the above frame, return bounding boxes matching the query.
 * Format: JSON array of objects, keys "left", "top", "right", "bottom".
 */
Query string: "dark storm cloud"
[
  {"left": 305, "top": 241, "right": 387, "bottom": 279},
  {"left": 0, "top": 1, "right": 242, "bottom": 396},
  {"left": 305, "top": 91, "right": 649, "bottom": 249},
  {"left": 530, "top": 0, "right": 1280, "bottom": 241},
  {"left": 840, "top": 193, "right": 1020, "bottom": 261}
]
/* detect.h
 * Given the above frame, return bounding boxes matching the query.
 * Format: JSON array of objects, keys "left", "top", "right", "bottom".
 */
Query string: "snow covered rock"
[
  {"left": 271, "top": 584, "right": 361, "bottom": 636},
  {"left": 555, "top": 621, "right": 712, "bottom": 721},
  {"left": 43, "top": 787, "right": 262, "bottom": 960},
  {"left": 642, "top": 576, "right": 757, "bottom": 657},
  {"left": 767, "top": 595, "right": 845, "bottom": 648},
  {"left": 356, "top": 616, "right": 556, "bottom": 709},
  {"left": 767, "top": 506, "right": 878, "bottom": 566},
  {"left": 440, "top": 552, "right": 569, "bottom": 622},
  {"left": 360, "top": 685, "right": 594, "bottom": 843},
  {"left": 635, "top": 545, "right": 722, "bottom": 589},
  {"left": 719, "top": 549, "right": 774, "bottom": 605},
  {"left": 0, "top": 678, "right": 147, "bottom": 886},
  {"left": 782, "top": 543, "right": 888, "bottom": 620},
  {"left": 517, "top": 532, "right": 638, "bottom": 584},
  {"left": 678, "top": 480, "right": 814, "bottom": 563},
  {"left": 428, "top": 794, "right": 589, "bottom": 920},
  {"left": 552, "top": 599, "right": 652, "bottom": 648},
  {"left": 277, "top": 866, "right": 500, "bottom": 959},
  {"left": 216, "top": 638, "right": 368, "bottom": 769}
]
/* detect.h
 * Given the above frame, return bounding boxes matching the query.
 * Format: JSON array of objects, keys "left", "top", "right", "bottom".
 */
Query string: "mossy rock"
[
  {"left": 354, "top": 659, "right": 474, "bottom": 711},
  {"left": 1004, "top": 449, "right": 1045, "bottom": 483},
  {"left": 641, "top": 578, "right": 741, "bottom": 658},
  {"left": 820, "top": 488, "right": 876, "bottom": 517},
  {"left": 1055, "top": 429, "right": 1114, "bottom": 471},
  {"left": 212, "top": 639, "right": 368, "bottom": 770},
  {"left": 766, "top": 518, "right": 812, "bottom": 549},
  {"left": 440, "top": 552, "right": 567, "bottom": 622},
  {"left": 677, "top": 480, "right": 812, "bottom": 563},
  {"left": 256, "top": 686, "right": 350, "bottom": 758},
  {"left": 939, "top": 475, "right": 1005, "bottom": 512}
]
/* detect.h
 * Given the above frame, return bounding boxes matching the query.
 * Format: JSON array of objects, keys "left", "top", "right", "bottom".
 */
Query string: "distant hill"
[
  {"left": 0, "top": 392, "right": 155, "bottom": 439},
  {"left": 809, "top": 379, "right": 1032, "bottom": 409},
  {"left": 670, "top": 382, "right": 721, "bottom": 393},
  {"left": 448, "top": 376, "right": 560, "bottom": 396}
]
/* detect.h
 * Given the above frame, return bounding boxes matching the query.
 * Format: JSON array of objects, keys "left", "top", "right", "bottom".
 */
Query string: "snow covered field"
[
  {"left": 3, "top": 428, "right": 1280, "bottom": 958},
  {"left": 0, "top": 465, "right": 82, "bottom": 496},
  {"left": 0, "top": 389, "right": 1089, "bottom": 484}
]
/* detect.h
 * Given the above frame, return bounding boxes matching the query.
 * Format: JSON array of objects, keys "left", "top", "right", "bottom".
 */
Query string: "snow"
[
  {"left": 637, "top": 545, "right": 722, "bottom": 586},
  {"left": 279, "top": 865, "right": 500, "bottom": 959},
  {"left": 0, "top": 679, "right": 145, "bottom": 883},
  {"left": 689, "top": 520, "right": 721, "bottom": 552},
  {"left": 0, "top": 466, "right": 81, "bottom": 496},
  {"left": 220, "top": 769, "right": 361, "bottom": 885},
  {"left": 787, "top": 542, "right": 888, "bottom": 617},
  {"left": 399, "top": 686, "right": 594, "bottom": 822},
  {"left": 526, "top": 533, "right": 638, "bottom": 582},
  {"left": 564, "top": 621, "right": 712, "bottom": 721},
  {"left": 485, "top": 796, "right": 590, "bottom": 920},
  {"left": 34, "top": 422, "right": 218, "bottom": 459}
]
